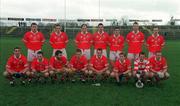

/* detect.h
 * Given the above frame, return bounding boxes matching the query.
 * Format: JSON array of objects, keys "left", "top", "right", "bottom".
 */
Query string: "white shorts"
[
  {"left": 94, "top": 49, "right": 107, "bottom": 57},
  {"left": 127, "top": 53, "right": 139, "bottom": 61},
  {"left": 52, "top": 48, "right": 67, "bottom": 58},
  {"left": 109, "top": 51, "right": 122, "bottom": 61},
  {"left": 148, "top": 52, "right": 155, "bottom": 58},
  {"left": 81, "top": 49, "right": 91, "bottom": 60},
  {"left": 27, "top": 49, "right": 41, "bottom": 62}
]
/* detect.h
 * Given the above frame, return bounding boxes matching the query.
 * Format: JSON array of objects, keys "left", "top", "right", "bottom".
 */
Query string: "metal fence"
[{"left": 1, "top": 25, "right": 180, "bottom": 40}]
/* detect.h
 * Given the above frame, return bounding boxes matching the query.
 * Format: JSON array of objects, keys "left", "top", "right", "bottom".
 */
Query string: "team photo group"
[{"left": 3, "top": 22, "right": 170, "bottom": 88}]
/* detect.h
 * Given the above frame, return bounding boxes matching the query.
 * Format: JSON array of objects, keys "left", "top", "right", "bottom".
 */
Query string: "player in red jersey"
[
  {"left": 89, "top": 48, "right": 110, "bottom": 81},
  {"left": 126, "top": 22, "right": 144, "bottom": 62},
  {"left": 49, "top": 50, "right": 68, "bottom": 82},
  {"left": 3, "top": 47, "right": 29, "bottom": 86},
  {"left": 49, "top": 24, "right": 68, "bottom": 58},
  {"left": 108, "top": 26, "right": 124, "bottom": 67},
  {"left": 31, "top": 51, "right": 49, "bottom": 83},
  {"left": 110, "top": 52, "right": 132, "bottom": 85},
  {"left": 22, "top": 23, "right": 45, "bottom": 70},
  {"left": 149, "top": 51, "right": 170, "bottom": 82},
  {"left": 146, "top": 27, "right": 165, "bottom": 58},
  {"left": 75, "top": 24, "right": 93, "bottom": 60},
  {"left": 68, "top": 49, "right": 88, "bottom": 82},
  {"left": 93, "top": 23, "right": 109, "bottom": 57}
]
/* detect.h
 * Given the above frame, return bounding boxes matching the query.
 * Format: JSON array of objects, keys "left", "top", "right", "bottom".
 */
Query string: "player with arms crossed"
[
  {"left": 49, "top": 24, "right": 68, "bottom": 58},
  {"left": 146, "top": 27, "right": 165, "bottom": 58}
]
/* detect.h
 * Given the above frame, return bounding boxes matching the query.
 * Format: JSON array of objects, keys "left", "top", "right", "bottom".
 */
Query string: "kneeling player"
[
  {"left": 49, "top": 50, "right": 68, "bottom": 82},
  {"left": 110, "top": 52, "right": 132, "bottom": 85},
  {"left": 31, "top": 51, "right": 49, "bottom": 83},
  {"left": 89, "top": 48, "right": 110, "bottom": 81},
  {"left": 133, "top": 52, "right": 149, "bottom": 82},
  {"left": 149, "top": 51, "right": 170, "bottom": 83},
  {"left": 3, "top": 47, "right": 29, "bottom": 86},
  {"left": 68, "top": 49, "right": 88, "bottom": 82}
]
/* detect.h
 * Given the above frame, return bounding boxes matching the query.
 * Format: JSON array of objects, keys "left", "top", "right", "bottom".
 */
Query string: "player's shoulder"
[{"left": 125, "top": 58, "right": 131, "bottom": 63}]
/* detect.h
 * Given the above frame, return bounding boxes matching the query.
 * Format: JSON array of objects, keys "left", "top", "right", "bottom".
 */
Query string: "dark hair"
[
  {"left": 37, "top": 51, "right": 43, "bottom": 55},
  {"left": 119, "top": 52, "right": 126, "bottom": 56},
  {"left": 98, "top": 23, "right": 103, "bottom": 27},
  {"left": 76, "top": 49, "right": 82, "bottom": 53},
  {"left": 97, "top": 48, "right": 102, "bottom": 51},
  {"left": 133, "top": 21, "right": 138, "bottom": 25},
  {"left": 14, "top": 47, "right": 21, "bottom": 50},
  {"left": 81, "top": 24, "right": 87, "bottom": 28},
  {"left": 139, "top": 52, "right": 145, "bottom": 56},
  {"left": 153, "top": 26, "right": 159, "bottom": 29},
  {"left": 31, "top": 23, "right": 37, "bottom": 27},
  {"left": 55, "top": 50, "right": 62, "bottom": 56},
  {"left": 54, "top": 23, "right": 61, "bottom": 28},
  {"left": 114, "top": 26, "right": 120, "bottom": 30}
]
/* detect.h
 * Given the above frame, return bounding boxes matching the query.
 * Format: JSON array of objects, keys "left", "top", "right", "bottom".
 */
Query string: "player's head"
[
  {"left": 139, "top": 52, "right": 146, "bottom": 61},
  {"left": 114, "top": 26, "right": 120, "bottom": 36},
  {"left": 55, "top": 50, "right": 63, "bottom": 60},
  {"left": 153, "top": 26, "right": 159, "bottom": 36},
  {"left": 13, "top": 47, "right": 21, "bottom": 57},
  {"left": 119, "top": 52, "right": 126, "bottom": 61},
  {"left": 96, "top": 48, "right": 103, "bottom": 58},
  {"left": 37, "top": 51, "right": 44, "bottom": 60},
  {"left": 98, "top": 23, "right": 104, "bottom": 33},
  {"left": 31, "top": 23, "right": 38, "bottom": 33},
  {"left": 155, "top": 51, "right": 162, "bottom": 60},
  {"left": 54, "top": 24, "right": 61, "bottom": 33},
  {"left": 76, "top": 49, "right": 82, "bottom": 58},
  {"left": 132, "top": 21, "right": 139, "bottom": 32},
  {"left": 81, "top": 24, "right": 88, "bottom": 33}
]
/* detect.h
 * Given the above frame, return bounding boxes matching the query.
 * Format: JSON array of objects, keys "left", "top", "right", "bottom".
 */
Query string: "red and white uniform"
[
  {"left": 109, "top": 34, "right": 124, "bottom": 51},
  {"left": 146, "top": 34, "right": 165, "bottom": 53},
  {"left": 75, "top": 32, "right": 93, "bottom": 49},
  {"left": 6, "top": 54, "right": 28, "bottom": 73},
  {"left": 69, "top": 55, "right": 88, "bottom": 70},
  {"left": 49, "top": 32, "right": 68, "bottom": 49},
  {"left": 126, "top": 31, "right": 144, "bottom": 53},
  {"left": 90, "top": 55, "right": 108, "bottom": 71},
  {"left": 93, "top": 31, "right": 109, "bottom": 49},
  {"left": 134, "top": 58, "right": 150, "bottom": 72},
  {"left": 31, "top": 58, "right": 49, "bottom": 72},
  {"left": 49, "top": 56, "right": 67, "bottom": 70},
  {"left": 23, "top": 31, "right": 45, "bottom": 50},
  {"left": 114, "top": 59, "right": 131, "bottom": 73},
  {"left": 149, "top": 56, "right": 167, "bottom": 72}
]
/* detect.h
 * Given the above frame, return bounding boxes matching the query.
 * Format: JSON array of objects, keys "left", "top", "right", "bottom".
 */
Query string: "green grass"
[{"left": 0, "top": 37, "right": 180, "bottom": 106}]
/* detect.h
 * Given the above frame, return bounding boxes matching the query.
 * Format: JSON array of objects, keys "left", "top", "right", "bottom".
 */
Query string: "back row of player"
[{"left": 22, "top": 22, "right": 165, "bottom": 68}]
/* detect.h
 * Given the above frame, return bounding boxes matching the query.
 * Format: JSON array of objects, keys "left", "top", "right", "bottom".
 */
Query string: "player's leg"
[{"left": 3, "top": 71, "right": 15, "bottom": 85}]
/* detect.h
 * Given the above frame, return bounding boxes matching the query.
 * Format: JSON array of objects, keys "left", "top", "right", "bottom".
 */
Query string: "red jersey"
[
  {"left": 90, "top": 55, "right": 108, "bottom": 71},
  {"left": 69, "top": 55, "right": 88, "bottom": 70},
  {"left": 49, "top": 56, "right": 67, "bottom": 69},
  {"left": 108, "top": 35, "right": 124, "bottom": 51},
  {"left": 126, "top": 31, "right": 144, "bottom": 53},
  {"left": 93, "top": 32, "right": 109, "bottom": 49},
  {"left": 149, "top": 56, "right": 167, "bottom": 72},
  {"left": 75, "top": 32, "right": 93, "bottom": 49},
  {"left": 31, "top": 58, "right": 49, "bottom": 72},
  {"left": 114, "top": 58, "right": 131, "bottom": 73},
  {"left": 49, "top": 32, "right": 68, "bottom": 49},
  {"left": 146, "top": 35, "right": 165, "bottom": 52},
  {"left": 6, "top": 54, "right": 28, "bottom": 72},
  {"left": 134, "top": 58, "right": 150, "bottom": 72},
  {"left": 22, "top": 31, "right": 45, "bottom": 50}
]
